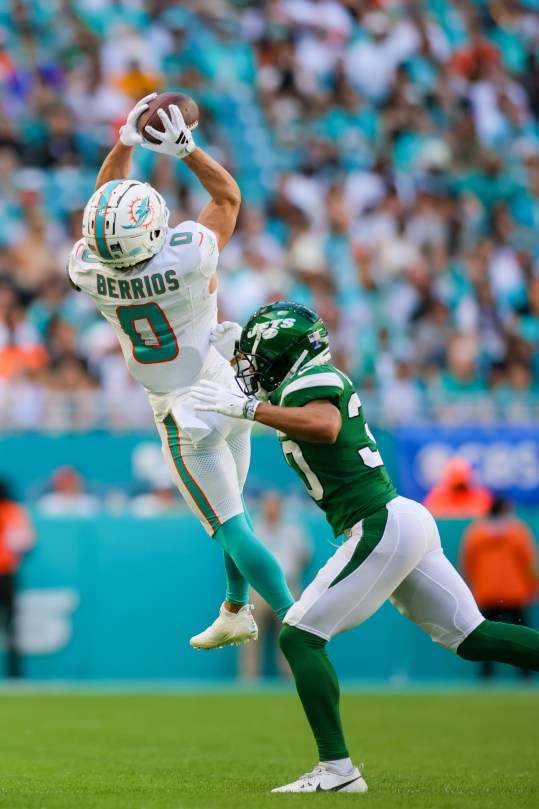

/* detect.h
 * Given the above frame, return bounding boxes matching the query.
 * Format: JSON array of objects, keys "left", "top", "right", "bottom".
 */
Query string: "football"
[{"left": 138, "top": 92, "right": 199, "bottom": 144}]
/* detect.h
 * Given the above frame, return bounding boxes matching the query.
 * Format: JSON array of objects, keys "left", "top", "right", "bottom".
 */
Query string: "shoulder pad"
[{"left": 279, "top": 367, "right": 345, "bottom": 405}]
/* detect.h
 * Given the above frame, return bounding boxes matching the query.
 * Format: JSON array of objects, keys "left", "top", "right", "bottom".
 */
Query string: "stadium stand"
[{"left": 0, "top": 0, "right": 538, "bottom": 431}]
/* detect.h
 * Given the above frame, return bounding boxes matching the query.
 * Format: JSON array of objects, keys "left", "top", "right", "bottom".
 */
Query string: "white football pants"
[
  {"left": 284, "top": 496, "right": 484, "bottom": 651},
  {"left": 154, "top": 361, "right": 252, "bottom": 536}
]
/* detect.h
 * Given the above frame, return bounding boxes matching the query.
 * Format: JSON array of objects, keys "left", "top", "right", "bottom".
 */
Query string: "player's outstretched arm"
[
  {"left": 94, "top": 141, "right": 134, "bottom": 190},
  {"left": 254, "top": 400, "right": 342, "bottom": 444},
  {"left": 94, "top": 93, "right": 157, "bottom": 189},
  {"left": 141, "top": 104, "right": 241, "bottom": 250},
  {"left": 183, "top": 148, "right": 241, "bottom": 252}
]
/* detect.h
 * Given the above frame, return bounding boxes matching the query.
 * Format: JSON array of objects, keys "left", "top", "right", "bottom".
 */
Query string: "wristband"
[
  {"left": 243, "top": 397, "right": 261, "bottom": 421},
  {"left": 175, "top": 132, "right": 195, "bottom": 158}
]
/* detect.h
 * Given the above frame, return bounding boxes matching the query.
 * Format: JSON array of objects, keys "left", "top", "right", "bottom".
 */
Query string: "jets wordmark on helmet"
[{"left": 234, "top": 301, "right": 330, "bottom": 399}]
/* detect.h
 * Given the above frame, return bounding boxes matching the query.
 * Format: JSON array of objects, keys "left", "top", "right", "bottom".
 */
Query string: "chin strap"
[
  {"left": 267, "top": 348, "right": 332, "bottom": 401},
  {"left": 273, "top": 349, "right": 309, "bottom": 394},
  {"left": 303, "top": 349, "right": 332, "bottom": 369}
]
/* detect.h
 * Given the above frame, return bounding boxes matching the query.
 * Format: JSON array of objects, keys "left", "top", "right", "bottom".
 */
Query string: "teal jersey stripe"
[
  {"left": 163, "top": 414, "right": 221, "bottom": 532},
  {"left": 95, "top": 180, "right": 123, "bottom": 259}
]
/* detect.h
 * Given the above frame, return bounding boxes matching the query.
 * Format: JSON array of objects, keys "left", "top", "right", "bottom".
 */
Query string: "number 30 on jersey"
[{"left": 281, "top": 392, "right": 384, "bottom": 502}]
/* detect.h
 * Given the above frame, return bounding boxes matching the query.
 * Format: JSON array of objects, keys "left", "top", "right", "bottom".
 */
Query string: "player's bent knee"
[
  {"left": 456, "top": 620, "right": 491, "bottom": 661},
  {"left": 213, "top": 513, "right": 250, "bottom": 551},
  {"left": 278, "top": 624, "right": 298, "bottom": 658},
  {"left": 279, "top": 624, "right": 325, "bottom": 659}
]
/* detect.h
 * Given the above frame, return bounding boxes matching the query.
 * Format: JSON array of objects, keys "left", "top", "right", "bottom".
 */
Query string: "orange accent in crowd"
[
  {"left": 0, "top": 345, "right": 49, "bottom": 379},
  {"left": 460, "top": 517, "right": 538, "bottom": 608},
  {"left": 451, "top": 40, "right": 500, "bottom": 79},
  {"left": 423, "top": 458, "right": 493, "bottom": 518},
  {"left": 0, "top": 501, "right": 35, "bottom": 574}
]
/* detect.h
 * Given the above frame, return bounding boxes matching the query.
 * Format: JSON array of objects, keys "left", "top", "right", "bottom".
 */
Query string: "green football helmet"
[{"left": 234, "top": 301, "right": 330, "bottom": 399}]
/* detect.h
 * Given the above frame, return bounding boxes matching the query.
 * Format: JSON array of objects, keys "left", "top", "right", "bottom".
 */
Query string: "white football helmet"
[{"left": 82, "top": 180, "right": 169, "bottom": 268}]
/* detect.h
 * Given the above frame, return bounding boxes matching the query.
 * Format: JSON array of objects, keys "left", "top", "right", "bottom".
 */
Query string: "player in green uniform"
[
  {"left": 192, "top": 301, "right": 539, "bottom": 794},
  {"left": 271, "top": 362, "right": 397, "bottom": 538}
]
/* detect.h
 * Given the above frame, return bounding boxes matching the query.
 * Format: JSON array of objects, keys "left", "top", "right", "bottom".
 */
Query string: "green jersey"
[{"left": 270, "top": 364, "right": 397, "bottom": 537}]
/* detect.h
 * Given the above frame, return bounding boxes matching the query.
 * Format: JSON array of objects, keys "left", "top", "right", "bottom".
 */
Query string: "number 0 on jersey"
[{"left": 117, "top": 303, "right": 179, "bottom": 364}]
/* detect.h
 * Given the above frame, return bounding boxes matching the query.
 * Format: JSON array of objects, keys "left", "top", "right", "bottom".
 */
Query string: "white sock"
[
  {"left": 221, "top": 603, "right": 244, "bottom": 617},
  {"left": 321, "top": 757, "right": 353, "bottom": 776}
]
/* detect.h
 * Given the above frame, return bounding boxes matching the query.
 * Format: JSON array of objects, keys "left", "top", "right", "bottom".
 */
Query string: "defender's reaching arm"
[
  {"left": 191, "top": 380, "right": 342, "bottom": 444},
  {"left": 254, "top": 399, "right": 341, "bottom": 444}
]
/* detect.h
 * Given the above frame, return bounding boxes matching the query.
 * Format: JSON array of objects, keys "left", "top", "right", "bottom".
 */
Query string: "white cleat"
[
  {"left": 189, "top": 603, "right": 258, "bottom": 650},
  {"left": 271, "top": 764, "right": 368, "bottom": 793}
]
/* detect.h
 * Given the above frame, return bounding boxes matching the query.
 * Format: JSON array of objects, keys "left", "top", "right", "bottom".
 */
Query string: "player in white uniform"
[{"left": 68, "top": 94, "right": 294, "bottom": 648}]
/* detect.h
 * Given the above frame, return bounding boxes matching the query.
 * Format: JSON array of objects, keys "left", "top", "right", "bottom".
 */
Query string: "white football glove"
[
  {"left": 192, "top": 380, "right": 261, "bottom": 421},
  {"left": 119, "top": 92, "right": 157, "bottom": 147},
  {"left": 209, "top": 321, "right": 243, "bottom": 360},
  {"left": 141, "top": 105, "right": 196, "bottom": 159}
]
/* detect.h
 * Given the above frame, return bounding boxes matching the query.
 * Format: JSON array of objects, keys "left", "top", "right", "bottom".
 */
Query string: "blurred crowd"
[{"left": 1, "top": 0, "right": 539, "bottom": 429}]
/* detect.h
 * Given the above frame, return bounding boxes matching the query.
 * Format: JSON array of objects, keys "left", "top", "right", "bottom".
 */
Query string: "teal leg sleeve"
[
  {"left": 457, "top": 619, "right": 539, "bottom": 671},
  {"left": 241, "top": 495, "right": 255, "bottom": 532},
  {"left": 279, "top": 625, "right": 349, "bottom": 761},
  {"left": 214, "top": 513, "right": 294, "bottom": 619},
  {"left": 223, "top": 550, "right": 249, "bottom": 606},
  {"left": 222, "top": 497, "right": 257, "bottom": 605},
  {"left": 221, "top": 498, "right": 264, "bottom": 606}
]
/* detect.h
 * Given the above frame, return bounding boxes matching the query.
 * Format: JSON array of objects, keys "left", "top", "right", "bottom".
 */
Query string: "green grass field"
[{"left": 0, "top": 689, "right": 537, "bottom": 809}]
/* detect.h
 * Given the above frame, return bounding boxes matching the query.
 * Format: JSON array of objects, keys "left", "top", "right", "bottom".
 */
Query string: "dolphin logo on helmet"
[
  {"left": 82, "top": 180, "right": 169, "bottom": 268},
  {"left": 122, "top": 196, "right": 155, "bottom": 230}
]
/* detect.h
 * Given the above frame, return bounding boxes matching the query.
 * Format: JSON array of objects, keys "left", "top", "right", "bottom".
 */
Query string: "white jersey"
[{"left": 68, "top": 220, "right": 223, "bottom": 414}]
